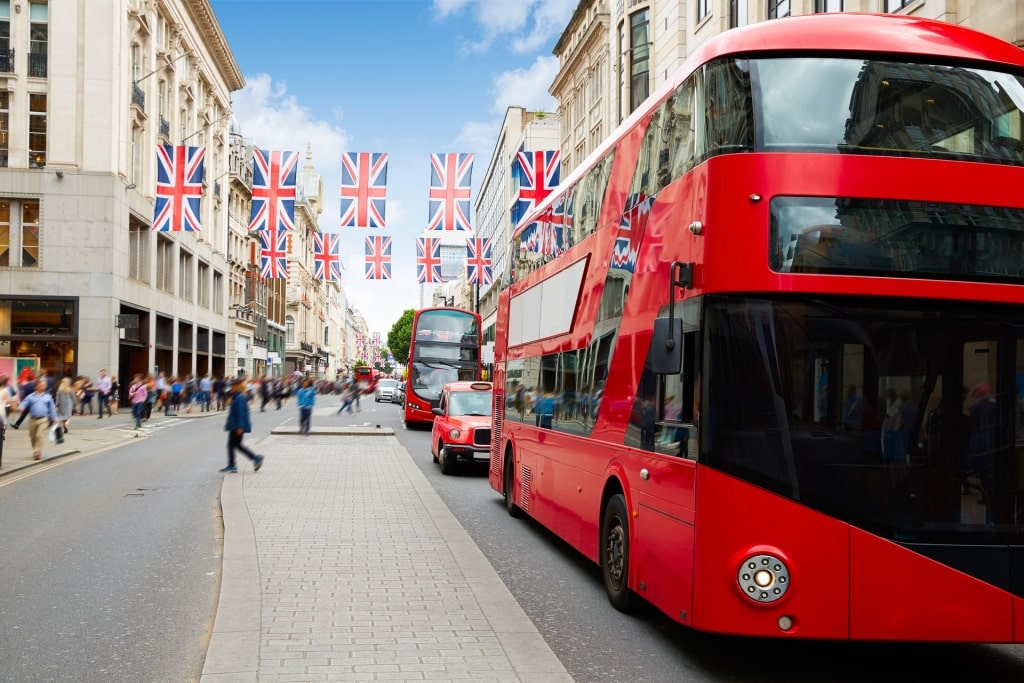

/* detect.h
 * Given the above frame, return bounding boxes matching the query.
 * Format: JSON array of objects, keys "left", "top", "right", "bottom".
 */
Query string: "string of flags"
[{"left": 151, "top": 143, "right": 560, "bottom": 286}]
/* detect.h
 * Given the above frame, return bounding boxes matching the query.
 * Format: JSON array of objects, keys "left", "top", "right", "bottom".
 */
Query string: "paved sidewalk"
[{"left": 202, "top": 411, "right": 571, "bottom": 682}]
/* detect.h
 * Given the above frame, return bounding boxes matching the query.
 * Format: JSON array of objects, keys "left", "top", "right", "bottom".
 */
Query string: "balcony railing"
[
  {"left": 159, "top": 115, "right": 170, "bottom": 138},
  {"left": 0, "top": 150, "right": 7, "bottom": 168},
  {"left": 28, "top": 52, "right": 47, "bottom": 78},
  {"left": 0, "top": 49, "right": 12, "bottom": 73},
  {"left": 132, "top": 82, "right": 145, "bottom": 109}
]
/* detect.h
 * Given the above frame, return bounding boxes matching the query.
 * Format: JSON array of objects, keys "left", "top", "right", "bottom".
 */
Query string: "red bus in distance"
[
  {"left": 402, "top": 306, "right": 483, "bottom": 426},
  {"left": 490, "top": 13, "right": 1024, "bottom": 642}
]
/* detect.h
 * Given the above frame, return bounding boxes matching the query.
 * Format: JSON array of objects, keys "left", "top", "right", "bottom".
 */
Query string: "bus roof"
[{"left": 513, "top": 12, "right": 1024, "bottom": 238}]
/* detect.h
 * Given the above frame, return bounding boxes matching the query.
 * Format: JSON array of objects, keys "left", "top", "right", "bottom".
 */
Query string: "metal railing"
[
  {"left": 159, "top": 115, "right": 170, "bottom": 138},
  {"left": 28, "top": 52, "right": 47, "bottom": 78},
  {"left": 132, "top": 82, "right": 145, "bottom": 109},
  {"left": 0, "top": 49, "right": 13, "bottom": 73}
]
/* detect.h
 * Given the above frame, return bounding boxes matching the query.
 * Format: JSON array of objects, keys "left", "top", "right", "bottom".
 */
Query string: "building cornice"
[{"left": 183, "top": 0, "right": 245, "bottom": 92}]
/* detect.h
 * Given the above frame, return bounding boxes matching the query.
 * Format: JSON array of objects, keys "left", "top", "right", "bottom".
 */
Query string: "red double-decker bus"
[
  {"left": 402, "top": 306, "right": 482, "bottom": 426},
  {"left": 490, "top": 13, "right": 1024, "bottom": 641}
]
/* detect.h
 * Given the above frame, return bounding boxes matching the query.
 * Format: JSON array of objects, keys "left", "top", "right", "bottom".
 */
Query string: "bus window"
[{"left": 702, "top": 59, "right": 753, "bottom": 157}]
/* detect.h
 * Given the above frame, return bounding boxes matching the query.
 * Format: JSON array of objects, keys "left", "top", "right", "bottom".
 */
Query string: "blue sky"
[{"left": 209, "top": 0, "right": 575, "bottom": 339}]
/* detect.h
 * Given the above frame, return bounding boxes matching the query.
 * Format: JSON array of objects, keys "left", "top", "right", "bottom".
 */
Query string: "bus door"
[{"left": 624, "top": 301, "right": 700, "bottom": 621}]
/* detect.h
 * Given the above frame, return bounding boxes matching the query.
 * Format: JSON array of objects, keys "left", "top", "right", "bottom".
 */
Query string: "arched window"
[{"left": 286, "top": 315, "right": 295, "bottom": 344}]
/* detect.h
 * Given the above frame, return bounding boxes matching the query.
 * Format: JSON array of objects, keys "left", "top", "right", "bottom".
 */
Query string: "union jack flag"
[
  {"left": 340, "top": 152, "right": 388, "bottom": 228},
  {"left": 512, "top": 149, "right": 560, "bottom": 225},
  {"left": 313, "top": 232, "right": 342, "bottom": 281},
  {"left": 153, "top": 144, "right": 205, "bottom": 232},
  {"left": 416, "top": 236, "right": 443, "bottom": 283},
  {"left": 374, "top": 351, "right": 383, "bottom": 365},
  {"left": 612, "top": 193, "right": 653, "bottom": 273},
  {"left": 355, "top": 332, "right": 365, "bottom": 347},
  {"left": 249, "top": 148, "right": 298, "bottom": 233},
  {"left": 465, "top": 237, "right": 493, "bottom": 286},
  {"left": 372, "top": 332, "right": 381, "bottom": 346},
  {"left": 364, "top": 235, "right": 392, "bottom": 280},
  {"left": 426, "top": 153, "right": 474, "bottom": 231},
  {"left": 260, "top": 229, "right": 289, "bottom": 279}
]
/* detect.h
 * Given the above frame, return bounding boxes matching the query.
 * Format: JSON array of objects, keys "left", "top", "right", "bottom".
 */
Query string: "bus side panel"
[
  {"left": 632, "top": 452, "right": 697, "bottom": 626},
  {"left": 691, "top": 468, "right": 850, "bottom": 638},
  {"left": 511, "top": 428, "right": 603, "bottom": 558},
  {"left": 849, "top": 529, "right": 1014, "bottom": 642}
]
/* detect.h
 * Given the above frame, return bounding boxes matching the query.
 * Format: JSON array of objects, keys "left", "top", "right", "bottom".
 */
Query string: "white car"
[{"left": 374, "top": 378, "right": 399, "bottom": 403}]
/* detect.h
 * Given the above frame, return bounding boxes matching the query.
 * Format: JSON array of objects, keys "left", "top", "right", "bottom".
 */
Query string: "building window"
[
  {"left": 0, "top": 91, "right": 8, "bottom": 167},
  {"left": 156, "top": 235, "right": 173, "bottom": 292},
  {"left": 815, "top": 0, "right": 843, "bottom": 10},
  {"left": 324, "top": 326, "right": 329, "bottom": 346},
  {"left": 213, "top": 272, "right": 223, "bottom": 314},
  {"left": 28, "top": 93, "right": 46, "bottom": 167},
  {"left": 886, "top": 0, "right": 912, "bottom": 10},
  {"left": 0, "top": 199, "right": 41, "bottom": 268},
  {"left": 22, "top": 201, "right": 38, "bottom": 266},
  {"left": 179, "top": 251, "right": 193, "bottom": 300},
  {"left": 697, "top": 0, "right": 712, "bottom": 22},
  {"left": 286, "top": 315, "right": 295, "bottom": 344},
  {"left": 28, "top": 1, "right": 47, "bottom": 78},
  {"left": 730, "top": 0, "right": 749, "bottom": 28},
  {"left": 198, "top": 262, "right": 209, "bottom": 308},
  {"left": 629, "top": 9, "right": 650, "bottom": 114},
  {"left": 768, "top": 0, "right": 791, "bottom": 19},
  {"left": 0, "top": 1, "right": 10, "bottom": 74},
  {"left": 128, "top": 219, "right": 149, "bottom": 281}
]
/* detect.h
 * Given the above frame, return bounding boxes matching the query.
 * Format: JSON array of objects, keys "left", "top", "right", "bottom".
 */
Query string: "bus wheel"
[
  {"left": 503, "top": 453, "right": 523, "bottom": 518},
  {"left": 439, "top": 442, "right": 454, "bottom": 475},
  {"left": 601, "top": 493, "right": 635, "bottom": 612}
]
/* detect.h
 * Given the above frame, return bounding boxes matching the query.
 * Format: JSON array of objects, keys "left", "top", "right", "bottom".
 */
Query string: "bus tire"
[
  {"left": 503, "top": 453, "right": 524, "bottom": 518},
  {"left": 601, "top": 493, "right": 636, "bottom": 613}
]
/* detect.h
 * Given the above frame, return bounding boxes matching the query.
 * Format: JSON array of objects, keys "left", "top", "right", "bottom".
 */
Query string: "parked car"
[
  {"left": 391, "top": 381, "right": 406, "bottom": 405},
  {"left": 374, "top": 378, "right": 399, "bottom": 403},
  {"left": 430, "top": 381, "right": 493, "bottom": 475}
]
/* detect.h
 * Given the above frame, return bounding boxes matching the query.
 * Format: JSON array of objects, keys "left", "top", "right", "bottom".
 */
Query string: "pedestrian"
[
  {"left": 128, "top": 374, "right": 148, "bottom": 429},
  {"left": 144, "top": 373, "right": 157, "bottom": 421},
  {"left": 0, "top": 375, "right": 19, "bottom": 428},
  {"left": 222, "top": 377, "right": 263, "bottom": 473},
  {"left": 336, "top": 379, "right": 356, "bottom": 416},
  {"left": 95, "top": 369, "right": 113, "bottom": 418},
  {"left": 297, "top": 378, "right": 316, "bottom": 435},
  {"left": 108, "top": 375, "right": 120, "bottom": 415},
  {"left": 19, "top": 379, "right": 59, "bottom": 460},
  {"left": 55, "top": 377, "right": 76, "bottom": 435},
  {"left": 168, "top": 376, "right": 183, "bottom": 415},
  {"left": 213, "top": 375, "right": 227, "bottom": 411}
]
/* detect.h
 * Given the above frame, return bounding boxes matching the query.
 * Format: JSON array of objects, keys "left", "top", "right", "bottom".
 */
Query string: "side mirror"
[
  {"left": 432, "top": 407, "right": 443, "bottom": 416},
  {"left": 649, "top": 317, "right": 683, "bottom": 375}
]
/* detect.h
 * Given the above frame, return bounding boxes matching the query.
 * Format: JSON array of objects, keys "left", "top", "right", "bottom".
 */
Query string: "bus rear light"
[{"left": 738, "top": 554, "right": 790, "bottom": 603}]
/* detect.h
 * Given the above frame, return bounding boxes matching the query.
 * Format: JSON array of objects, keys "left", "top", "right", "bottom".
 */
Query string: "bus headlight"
[
  {"left": 738, "top": 554, "right": 790, "bottom": 603},
  {"left": 448, "top": 428, "right": 461, "bottom": 439}
]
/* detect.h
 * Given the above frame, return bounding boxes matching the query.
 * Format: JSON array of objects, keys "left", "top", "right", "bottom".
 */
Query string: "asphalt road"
[
  {"left": 371, "top": 398, "right": 1024, "bottom": 683},
  {"left": 0, "top": 415, "right": 226, "bottom": 683}
]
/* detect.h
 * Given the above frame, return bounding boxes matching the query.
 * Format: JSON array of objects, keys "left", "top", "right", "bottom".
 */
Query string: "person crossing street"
[{"left": 221, "top": 377, "right": 263, "bottom": 474}]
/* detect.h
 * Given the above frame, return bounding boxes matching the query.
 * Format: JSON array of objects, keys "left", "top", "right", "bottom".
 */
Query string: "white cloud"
[
  {"left": 434, "top": 0, "right": 575, "bottom": 54},
  {"left": 490, "top": 55, "right": 560, "bottom": 114}
]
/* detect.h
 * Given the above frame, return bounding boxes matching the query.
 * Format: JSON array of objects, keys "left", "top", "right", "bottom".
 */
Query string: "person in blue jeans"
[
  {"left": 222, "top": 377, "right": 263, "bottom": 473},
  {"left": 296, "top": 378, "right": 316, "bottom": 435}
]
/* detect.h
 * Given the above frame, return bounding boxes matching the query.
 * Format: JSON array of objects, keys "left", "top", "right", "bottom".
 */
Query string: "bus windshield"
[{"left": 753, "top": 57, "right": 1024, "bottom": 162}]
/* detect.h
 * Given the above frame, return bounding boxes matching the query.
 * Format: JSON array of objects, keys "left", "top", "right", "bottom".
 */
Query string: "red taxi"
[{"left": 430, "top": 381, "right": 493, "bottom": 475}]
